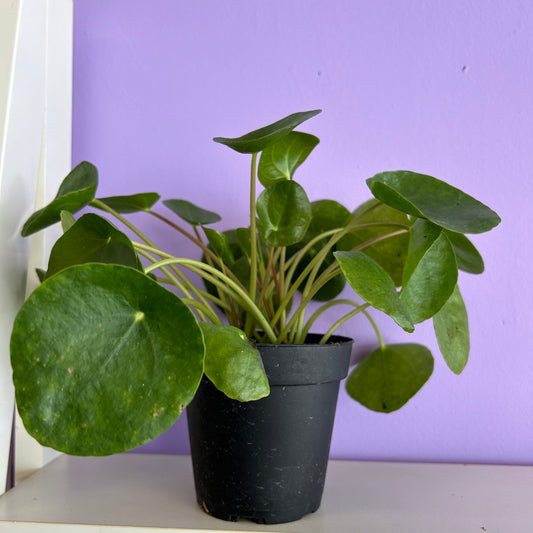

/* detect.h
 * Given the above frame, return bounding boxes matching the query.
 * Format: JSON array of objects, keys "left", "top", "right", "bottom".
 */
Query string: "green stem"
[
  {"left": 313, "top": 301, "right": 384, "bottom": 347},
  {"left": 91, "top": 199, "right": 155, "bottom": 246},
  {"left": 296, "top": 299, "right": 365, "bottom": 343},
  {"left": 153, "top": 276, "right": 230, "bottom": 312},
  {"left": 134, "top": 242, "right": 215, "bottom": 320},
  {"left": 178, "top": 299, "right": 223, "bottom": 325},
  {"left": 148, "top": 210, "right": 223, "bottom": 267},
  {"left": 145, "top": 257, "right": 276, "bottom": 342},
  {"left": 276, "top": 225, "right": 409, "bottom": 342},
  {"left": 245, "top": 152, "right": 259, "bottom": 337},
  {"left": 319, "top": 307, "right": 366, "bottom": 344},
  {"left": 304, "top": 227, "right": 410, "bottom": 304}
]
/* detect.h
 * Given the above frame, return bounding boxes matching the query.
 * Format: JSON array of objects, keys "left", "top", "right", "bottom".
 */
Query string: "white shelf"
[{"left": 0, "top": 453, "right": 532, "bottom": 532}]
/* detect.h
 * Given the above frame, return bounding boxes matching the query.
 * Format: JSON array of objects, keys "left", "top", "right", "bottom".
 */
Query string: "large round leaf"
[
  {"left": 200, "top": 322, "right": 269, "bottom": 401},
  {"left": 22, "top": 161, "right": 98, "bottom": 236},
  {"left": 256, "top": 180, "right": 311, "bottom": 247},
  {"left": 258, "top": 131, "right": 319, "bottom": 186},
  {"left": 346, "top": 343, "right": 434, "bottom": 413},
  {"left": 45, "top": 213, "right": 141, "bottom": 278},
  {"left": 10, "top": 264, "right": 205, "bottom": 455},
  {"left": 366, "top": 171, "right": 501, "bottom": 234},
  {"left": 213, "top": 110, "right": 321, "bottom": 154}
]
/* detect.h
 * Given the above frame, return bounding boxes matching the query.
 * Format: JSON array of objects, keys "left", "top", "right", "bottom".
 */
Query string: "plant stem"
[
  {"left": 134, "top": 242, "right": 215, "bottom": 318},
  {"left": 275, "top": 224, "right": 409, "bottom": 342},
  {"left": 278, "top": 246, "right": 287, "bottom": 332},
  {"left": 245, "top": 152, "right": 259, "bottom": 337},
  {"left": 178, "top": 299, "right": 223, "bottom": 325},
  {"left": 319, "top": 307, "right": 367, "bottom": 344},
  {"left": 145, "top": 257, "right": 277, "bottom": 342},
  {"left": 297, "top": 299, "right": 364, "bottom": 343},
  {"left": 148, "top": 210, "right": 221, "bottom": 266},
  {"left": 90, "top": 199, "right": 155, "bottom": 247}
]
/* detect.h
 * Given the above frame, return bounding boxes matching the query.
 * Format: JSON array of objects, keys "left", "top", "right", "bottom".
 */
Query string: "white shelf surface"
[{"left": 0, "top": 453, "right": 532, "bottom": 532}]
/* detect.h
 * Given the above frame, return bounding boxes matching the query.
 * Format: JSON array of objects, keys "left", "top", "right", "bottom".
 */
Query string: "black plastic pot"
[{"left": 186, "top": 333, "right": 353, "bottom": 524}]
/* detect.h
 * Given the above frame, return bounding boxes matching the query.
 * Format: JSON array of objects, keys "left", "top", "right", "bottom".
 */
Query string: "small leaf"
[
  {"left": 22, "top": 161, "right": 98, "bottom": 236},
  {"left": 35, "top": 268, "right": 46, "bottom": 283},
  {"left": 10, "top": 264, "right": 205, "bottom": 455},
  {"left": 367, "top": 171, "right": 501, "bottom": 234},
  {"left": 163, "top": 199, "right": 221, "bottom": 226},
  {"left": 203, "top": 227, "right": 235, "bottom": 266},
  {"left": 444, "top": 230, "right": 484, "bottom": 274},
  {"left": 213, "top": 110, "right": 321, "bottom": 154},
  {"left": 45, "top": 213, "right": 141, "bottom": 278},
  {"left": 256, "top": 180, "right": 311, "bottom": 247},
  {"left": 200, "top": 322, "right": 270, "bottom": 401},
  {"left": 97, "top": 193, "right": 160, "bottom": 213},
  {"left": 60, "top": 211, "right": 76, "bottom": 232},
  {"left": 400, "top": 220, "right": 458, "bottom": 324},
  {"left": 334, "top": 251, "right": 414, "bottom": 332},
  {"left": 346, "top": 343, "right": 434, "bottom": 413},
  {"left": 433, "top": 285, "right": 469, "bottom": 374},
  {"left": 258, "top": 131, "right": 319, "bottom": 186}
]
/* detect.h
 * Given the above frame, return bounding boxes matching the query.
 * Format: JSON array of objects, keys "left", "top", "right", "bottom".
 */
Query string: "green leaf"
[
  {"left": 10, "top": 264, "right": 205, "bottom": 455},
  {"left": 307, "top": 199, "right": 351, "bottom": 234},
  {"left": 97, "top": 193, "right": 160, "bottom": 213},
  {"left": 200, "top": 322, "right": 269, "bottom": 401},
  {"left": 45, "top": 214, "right": 141, "bottom": 279},
  {"left": 366, "top": 171, "right": 501, "bottom": 234},
  {"left": 35, "top": 268, "right": 46, "bottom": 283},
  {"left": 444, "top": 230, "right": 485, "bottom": 274},
  {"left": 236, "top": 227, "right": 252, "bottom": 258},
  {"left": 433, "top": 285, "right": 469, "bottom": 374},
  {"left": 257, "top": 180, "right": 311, "bottom": 247},
  {"left": 258, "top": 131, "right": 319, "bottom": 186},
  {"left": 60, "top": 211, "right": 76, "bottom": 232},
  {"left": 400, "top": 219, "right": 458, "bottom": 324},
  {"left": 163, "top": 199, "right": 221, "bottom": 226},
  {"left": 213, "top": 110, "right": 321, "bottom": 154},
  {"left": 346, "top": 343, "right": 434, "bottom": 413},
  {"left": 338, "top": 199, "right": 410, "bottom": 286},
  {"left": 334, "top": 251, "right": 414, "bottom": 332},
  {"left": 203, "top": 227, "right": 235, "bottom": 266},
  {"left": 22, "top": 161, "right": 98, "bottom": 236}
]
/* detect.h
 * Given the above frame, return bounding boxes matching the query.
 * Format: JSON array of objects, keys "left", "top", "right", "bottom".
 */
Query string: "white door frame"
[{"left": 0, "top": 0, "right": 73, "bottom": 492}]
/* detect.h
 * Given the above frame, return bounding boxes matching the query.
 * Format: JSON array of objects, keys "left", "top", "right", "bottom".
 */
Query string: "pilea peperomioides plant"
[{"left": 10, "top": 110, "right": 500, "bottom": 456}]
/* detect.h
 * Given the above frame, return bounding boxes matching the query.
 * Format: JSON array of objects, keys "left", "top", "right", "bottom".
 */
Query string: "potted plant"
[{"left": 10, "top": 110, "right": 500, "bottom": 524}]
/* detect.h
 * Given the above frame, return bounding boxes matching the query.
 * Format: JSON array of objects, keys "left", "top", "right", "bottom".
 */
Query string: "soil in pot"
[{"left": 186, "top": 334, "right": 353, "bottom": 524}]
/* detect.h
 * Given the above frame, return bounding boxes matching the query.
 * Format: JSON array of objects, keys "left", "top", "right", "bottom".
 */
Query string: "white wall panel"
[{"left": 0, "top": 0, "right": 73, "bottom": 492}]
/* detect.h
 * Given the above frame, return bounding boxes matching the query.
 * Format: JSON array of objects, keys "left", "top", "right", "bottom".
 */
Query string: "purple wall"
[{"left": 72, "top": 1, "right": 533, "bottom": 464}]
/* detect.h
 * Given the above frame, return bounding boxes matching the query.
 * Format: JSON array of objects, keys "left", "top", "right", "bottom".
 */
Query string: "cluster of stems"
[{"left": 90, "top": 154, "right": 409, "bottom": 347}]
